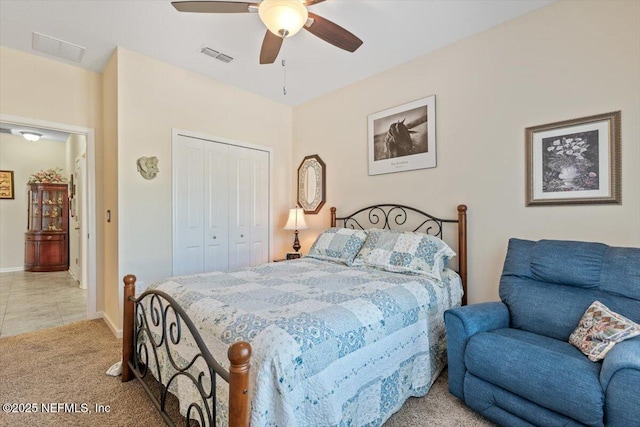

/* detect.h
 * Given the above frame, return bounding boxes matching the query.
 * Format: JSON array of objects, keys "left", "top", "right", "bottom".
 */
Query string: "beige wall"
[
  {"left": 0, "top": 46, "right": 105, "bottom": 311},
  {"left": 293, "top": 0, "right": 640, "bottom": 303},
  {"left": 102, "top": 51, "right": 119, "bottom": 331},
  {"left": 106, "top": 48, "right": 293, "bottom": 330},
  {"left": 0, "top": 134, "right": 67, "bottom": 270}
]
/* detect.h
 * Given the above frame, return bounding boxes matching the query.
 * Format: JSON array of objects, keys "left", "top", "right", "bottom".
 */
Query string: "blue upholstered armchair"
[{"left": 444, "top": 239, "right": 640, "bottom": 427}]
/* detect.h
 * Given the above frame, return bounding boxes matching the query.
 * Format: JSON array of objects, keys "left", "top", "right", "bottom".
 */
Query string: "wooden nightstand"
[{"left": 274, "top": 253, "right": 302, "bottom": 262}]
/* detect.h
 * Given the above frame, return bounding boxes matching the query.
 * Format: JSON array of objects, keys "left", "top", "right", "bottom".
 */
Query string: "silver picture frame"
[
  {"left": 525, "top": 111, "right": 621, "bottom": 206},
  {"left": 368, "top": 95, "right": 436, "bottom": 176}
]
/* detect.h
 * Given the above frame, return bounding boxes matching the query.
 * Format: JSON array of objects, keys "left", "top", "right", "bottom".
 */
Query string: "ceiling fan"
[{"left": 171, "top": 0, "right": 363, "bottom": 64}]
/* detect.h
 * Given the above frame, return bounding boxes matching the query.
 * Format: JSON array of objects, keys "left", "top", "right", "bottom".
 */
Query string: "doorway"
[
  {"left": 0, "top": 114, "right": 98, "bottom": 322},
  {"left": 69, "top": 151, "right": 87, "bottom": 288}
]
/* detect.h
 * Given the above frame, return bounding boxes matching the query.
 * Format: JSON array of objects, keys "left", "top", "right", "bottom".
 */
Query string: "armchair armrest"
[
  {"left": 599, "top": 336, "right": 640, "bottom": 427},
  {"left": 444, "top": 302, "right": 510, "bottom": 399},
  {"left": 600, "top": 336, "right": 640, "bottom": 389}
]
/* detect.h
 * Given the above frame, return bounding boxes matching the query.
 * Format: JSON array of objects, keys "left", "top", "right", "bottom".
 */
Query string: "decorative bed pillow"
[
  {"left": 350, "top": 228, "right": 381, "bottom": 267},
  {"left": 305, "top": 227, "right": 368, "bottom": 266},
  {"left": 569, "top": 300, "right": 640, "bottom": 362},
  {"left": 353, "top": 229, "right": 456, "bottom": 280}
]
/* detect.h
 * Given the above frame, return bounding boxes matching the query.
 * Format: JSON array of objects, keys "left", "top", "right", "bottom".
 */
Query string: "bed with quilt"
[{"left": 121, "top": 204, "right": 468, "bottom": 427}]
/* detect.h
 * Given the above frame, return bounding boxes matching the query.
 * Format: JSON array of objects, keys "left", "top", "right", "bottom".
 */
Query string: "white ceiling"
[{"left": 0, "top": 0, "right": 554, "bottom": 106}]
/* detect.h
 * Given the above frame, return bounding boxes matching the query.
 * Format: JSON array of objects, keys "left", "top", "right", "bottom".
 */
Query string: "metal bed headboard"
[{"left": 330, "top": 204, "right": 468, "bottom": 305}]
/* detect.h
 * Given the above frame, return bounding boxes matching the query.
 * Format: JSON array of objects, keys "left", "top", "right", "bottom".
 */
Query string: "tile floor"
[{"left": 0, "top": 270, "right": 87, "bottom": 338}]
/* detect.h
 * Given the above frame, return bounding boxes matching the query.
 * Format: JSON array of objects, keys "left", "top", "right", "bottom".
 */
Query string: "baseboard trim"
[
  {"left": 0, "top": 266, "right": 24, "bottom": 273},
  {"left": 90, "top": 310, "right": 104, "bottom": 320},
  {"left": 68, "top": 269, "right": 80, "bottom": 283},
  {"left": 103, "top": 311, "right": 123, "bottom": 339}
]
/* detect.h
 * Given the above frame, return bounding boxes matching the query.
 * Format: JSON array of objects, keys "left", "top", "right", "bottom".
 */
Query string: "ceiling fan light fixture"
[
  {"left": 258, "top": 0, "right": 308, "bottom": 38},
  {"left": 21, "top": 131, "right": 42, "bottom": 142}
]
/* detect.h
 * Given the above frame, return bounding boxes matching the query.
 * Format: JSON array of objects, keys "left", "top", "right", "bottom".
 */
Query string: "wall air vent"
[
  {"left": 200, "top": 46, "right": 234, "bottom": 63},
  {"left": 32, "top": 32, "right": 86, "bottom": 63}
]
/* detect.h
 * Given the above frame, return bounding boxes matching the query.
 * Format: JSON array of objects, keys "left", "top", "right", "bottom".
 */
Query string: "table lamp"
[{"left": 283, "top": 207, "right": 308, "bottom": 254}]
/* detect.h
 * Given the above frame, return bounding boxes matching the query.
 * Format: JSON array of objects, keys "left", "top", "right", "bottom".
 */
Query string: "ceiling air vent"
[
  {"left": 200, "top": 46, "right": 234, "bottom": 63},
  {"left": 32, "top": 32, "right": 86, "bottom": 63}
]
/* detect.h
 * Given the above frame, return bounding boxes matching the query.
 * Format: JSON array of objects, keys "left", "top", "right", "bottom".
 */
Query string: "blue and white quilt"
[{"left": 146, "top": 257, "right": 462, "bottom": 426}]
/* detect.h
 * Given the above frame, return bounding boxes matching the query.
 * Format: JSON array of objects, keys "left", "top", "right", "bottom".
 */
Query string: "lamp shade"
[
  {"left": 284, "top": 207, "right": 308, "bottom": 230},
  {"left": 258, "top": 0, "right": 308, "bottom": 38}
]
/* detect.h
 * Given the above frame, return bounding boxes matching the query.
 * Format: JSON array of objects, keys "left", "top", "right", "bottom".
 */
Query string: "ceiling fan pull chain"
[{"left": 282, "top": 59, "right": 287, "bottom": 96}]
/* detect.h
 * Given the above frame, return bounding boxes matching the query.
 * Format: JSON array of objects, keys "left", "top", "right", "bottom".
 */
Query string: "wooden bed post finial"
[
  {"left": 456, "top": 205, "right": 468, "bottom": 306},
  {"left": 330, "top": 207, "right": 337, "bottom": 227},
  {"left": 228, "top": 341, "right": 252, "bottom": 427},
  {"left": 122, "top": 274, "right": 137, "bottom": 382}
]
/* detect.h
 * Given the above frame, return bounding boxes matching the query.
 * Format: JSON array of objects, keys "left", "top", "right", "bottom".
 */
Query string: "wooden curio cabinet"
[{"left": 24, "top": 183, "right": 69, "bottom": 272}]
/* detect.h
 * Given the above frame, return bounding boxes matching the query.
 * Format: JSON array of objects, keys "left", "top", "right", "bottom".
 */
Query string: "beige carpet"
[{"left": 0, "top": 320, "right": 494, "bottom": 426}]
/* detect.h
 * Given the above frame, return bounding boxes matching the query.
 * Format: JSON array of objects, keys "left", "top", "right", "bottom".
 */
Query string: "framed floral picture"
[{"left": 525, "top": 111, "right": 621, "bottom": 206}]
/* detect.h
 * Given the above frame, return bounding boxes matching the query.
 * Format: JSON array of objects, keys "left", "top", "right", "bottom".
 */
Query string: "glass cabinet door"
[
  {"left": 28, "top": 185, "right": 67, "bottom": 232},
  {"left": 42, "top": 189, "right": 64, "bottom": 231},
  {"left": 28, "top": 189, "right": 39, "bottom": 230}
]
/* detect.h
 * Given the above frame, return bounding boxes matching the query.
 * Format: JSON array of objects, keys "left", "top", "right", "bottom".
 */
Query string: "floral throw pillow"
[
  {"left": 569, "top": 301, "right": 640, "bottom": 362},
  {"left": 353, "top": 229, "right": 456, "bottom": 280},
  {"left": 305, "top": 227, "right": 368, "bottom": 266}
]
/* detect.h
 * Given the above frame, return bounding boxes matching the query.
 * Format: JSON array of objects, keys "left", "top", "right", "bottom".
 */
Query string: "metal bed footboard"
[{"left": 122, "top": 274, "right": 251, "bottom": 427}]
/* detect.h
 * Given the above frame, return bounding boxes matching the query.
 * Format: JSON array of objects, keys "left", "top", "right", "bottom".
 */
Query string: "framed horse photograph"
[{"left": 368, "top": 95, "right": 436, "bottom": 175}]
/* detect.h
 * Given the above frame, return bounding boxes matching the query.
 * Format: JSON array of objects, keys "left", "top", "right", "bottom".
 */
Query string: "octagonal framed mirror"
[{"left": 297, "top": 154, "right": 325, "bottom": 214}]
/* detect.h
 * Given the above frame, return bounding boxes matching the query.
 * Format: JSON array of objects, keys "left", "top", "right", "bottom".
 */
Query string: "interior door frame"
[
  {"left": 0, "top": 113, "right": 98, "bottom": 319},
  {"left": 171, "top": 128, "right": 273, "bottom": 275},
  {"left": 71, "top": 152, "right": 87, "bottom": 288}
]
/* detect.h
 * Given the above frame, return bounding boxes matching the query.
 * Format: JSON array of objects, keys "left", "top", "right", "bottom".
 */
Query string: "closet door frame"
[{"left": 171, "top": 129, "right": 273, "bottom": 275}]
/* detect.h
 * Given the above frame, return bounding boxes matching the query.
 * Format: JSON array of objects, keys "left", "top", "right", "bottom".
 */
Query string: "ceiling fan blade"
[
  {"left": 304, "top": 12, "right": 363, "bottom": 53},
  {"left": 303, "top": 0, "right": 327, "bottom": 5},
  {"left": 171, "top": 1, "right": 255, "bottom": 13},
  {"left": 260, "top": 30, "right": 283, "bottom": 64}
]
